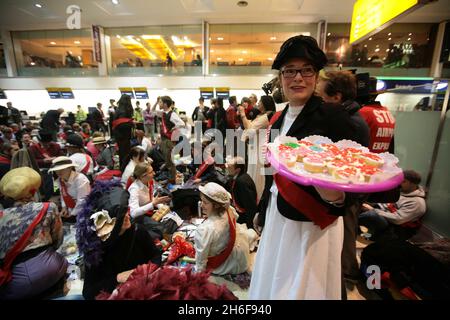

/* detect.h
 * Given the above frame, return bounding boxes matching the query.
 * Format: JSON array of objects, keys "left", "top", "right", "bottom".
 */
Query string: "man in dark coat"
[
  {"left": 0, "top": 104, "right": 9, "bottom": 126},
  {"left": 40, "top": 108, "right": 64, "bottom": 141},
  {"left": 226, "top": 157, "right": 258, "bottom": 229},
  {"left": 6, "top": 102, "right": 23, "bottom": 127},
  {"left": 92, "top": 102, "right": 107, "bottom": 133}
]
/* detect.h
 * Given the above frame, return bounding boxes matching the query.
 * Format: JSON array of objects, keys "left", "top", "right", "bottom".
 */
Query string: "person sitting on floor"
[
  {"left": 128, "top": 162, "right": 171, "bottom": 222},
  {"left": 0, "top": 167, "right": 67, "bottom": 300},
  {"left": 77, "top": 180, "right": 162, "bottom": 300},
  {"left": 225, "top": 157, "right": 258, "bottom": 230},
  {"left": 49, "top": 156, "right": 91, "bottom": 223},
  {"left": 195, "top": 182, "right": 250, "bottom": 275},
  {"left": 92, "top": 136, "right": 115, "bottom": 170},
  {"left": 359, "top": 169, "right": 426, "bottom": 241},
  {"left": 121, "top": 146, "right": 146, "bottom": 188}
]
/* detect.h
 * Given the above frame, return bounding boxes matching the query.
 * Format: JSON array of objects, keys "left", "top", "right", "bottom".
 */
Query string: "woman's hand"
[
  {"left": 238, "top": 106, "right": 245, "bottom": 116},
  {"left": 152, "top": 195, "right": 171, "bottom": 206},
  {"left": 60, "top": 208, "right": 70, "bottom": 218}
]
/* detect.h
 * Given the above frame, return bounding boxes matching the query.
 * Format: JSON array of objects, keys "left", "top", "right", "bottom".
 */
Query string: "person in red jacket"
[
  {"left": 357, "top": 75, "right": 396, "bottom": 153},
  {"left": 225, "top": 96, "right": 240, "bottom": 129}
]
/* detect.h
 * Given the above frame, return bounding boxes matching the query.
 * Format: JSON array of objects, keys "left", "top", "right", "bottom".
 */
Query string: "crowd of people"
[{"left": 0, "top": 35, "right": 432, "bottom": 301}]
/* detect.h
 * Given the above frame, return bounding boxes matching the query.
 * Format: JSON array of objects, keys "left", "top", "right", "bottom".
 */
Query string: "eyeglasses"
[{"left": 281, "top": 66, "right": 316, "bottom": 78}]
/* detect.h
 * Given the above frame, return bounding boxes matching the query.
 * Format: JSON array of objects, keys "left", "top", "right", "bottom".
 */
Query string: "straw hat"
[
  {"left": 92, "top": 136, "right": 107, "bottom": 145},
  {"left": 48, "top": 156, "right": 77, "bottom": 172},
  {"left": 0, "top": 167, "right": 41, "bottom": 200},
  {"left": 199, "top": 182, "right": 231, "bottom": 205}
]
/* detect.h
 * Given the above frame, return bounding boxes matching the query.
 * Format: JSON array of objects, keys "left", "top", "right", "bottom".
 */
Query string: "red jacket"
[
  {"left": 359, "top": 103, "right": 395, "bottom": 153},
  {"left": 226, "top": 106, "right": 239, "bottom": 129}
]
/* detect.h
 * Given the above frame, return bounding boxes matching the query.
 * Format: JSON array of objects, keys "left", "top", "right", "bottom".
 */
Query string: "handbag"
[{"left": 0, "top": 203, "right": 50, "bottom": 286}]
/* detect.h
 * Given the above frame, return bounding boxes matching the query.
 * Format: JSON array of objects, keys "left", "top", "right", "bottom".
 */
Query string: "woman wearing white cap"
[
  {"left": 195, "top": 182, "right": 250, "bottom": 275},
  {"left": 49, "top": 156, "right": 91, "bottom": 221}
]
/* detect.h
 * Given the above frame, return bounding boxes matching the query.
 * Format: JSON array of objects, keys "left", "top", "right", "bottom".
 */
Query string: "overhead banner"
[
  {"left": 350, "top": 0, "right": 425, "bottom": 44},
  {"left": 46, "top": 87, "right": 62, "bottom": 99},
  {"left": 59, "top": 87, "right": 75, "bottom": 99},
  {"left": 215, "top": 87, "right": 230, "bottom": 99},
  {"left": 199, "top": 87, "right": 214, "bottom": 99},
  {"left": 119, "top": 87, "right": 135, "bottom": 98},
  {"left": 92, "top": 25, "right": 102, "bottom": 63},
  {"left": 0, "top": 89, "right": 7, "bottom": 99},
  {"left": 134, "top": 87, "right": 149, "bottom": 99}
]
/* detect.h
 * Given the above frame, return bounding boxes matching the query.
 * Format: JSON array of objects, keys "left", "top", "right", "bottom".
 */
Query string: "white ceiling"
[{"left": 0, "top": 0, "right": 448, "bottom": 31}]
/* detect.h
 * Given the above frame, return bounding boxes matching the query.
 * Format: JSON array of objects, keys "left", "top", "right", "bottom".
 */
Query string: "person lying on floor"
[
  {"left": 359, "top": 169, "right": 426, "bottom": 241},
  {"left": 76, "top": 180, "right": 162, "bottom": 300}
]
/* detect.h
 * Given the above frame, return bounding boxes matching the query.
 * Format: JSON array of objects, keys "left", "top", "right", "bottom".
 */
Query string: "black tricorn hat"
[{"left": 272, "top": 35, "right": 328, "bottom": 71}]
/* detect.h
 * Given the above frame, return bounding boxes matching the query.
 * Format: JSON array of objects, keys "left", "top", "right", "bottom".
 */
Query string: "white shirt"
[
  {"left": 121, "top": 160, "right": 137, "bottom": 187},
  {"left": 70, "top": 152, "right": 94, "bottom": 175},
  {"left": 59, "top": 171, "right": 91, "bottom": 217},
  {"left": 128, "top": 179, "right": 154, "bottom": 219},
  {"left": 156, "top": 109, "right": 185, "bottom": 129},
  {"left": 140, "top": 137, "right": 152, "bottom": 154}
]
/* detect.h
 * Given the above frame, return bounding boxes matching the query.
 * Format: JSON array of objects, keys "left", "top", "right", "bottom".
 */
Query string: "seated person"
[
  {"left": 65, "top": 134, "right": 94, "bottom": 178},
  {"left": 49, "top": 156, "right": 91, "bottom": 222},
  {"left": 0, "top": 167, "right": 67, "bottom": 300},
  {"left": 0, "top": 143, "right": 13, "bottom": 180},
  {"left": 225, "top": 157, "right": 258, "bottom": 230},
  {"left": 128, "top": 163, "right": 171, "bottom": 221},
  {"left": 92, "top": 136, "right": 115, "bottom": 170},
  {"left": 29, "top": 130, "right": 63, "bottom": 169},
  {"left": 195, "top": 182, "right": 250, "bottom": 275},
  {"left": 76, "top": 181, "right": 162, "bottom": 300},
  {"left": 359, "top": 170, "right": 426, "bottom": 240},
  {"left": 86, "top": 131, "right": 103, "bottom": 161},
  {"left": 121, "top": 146, "right": 146, "bottom": 188},
  {"left": 134, "top": 129, "right": 153, "bottom": 155}
]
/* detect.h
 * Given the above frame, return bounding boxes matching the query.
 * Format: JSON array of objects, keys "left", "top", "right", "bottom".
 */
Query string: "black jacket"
[
  {"left": 230, "top": 172, "right": 258, "bottom": 229},
  {"left": 207, "top": 107, "right": 226, "bottom": 137},
  {"left": 192, "top": 106, "right": 209, "bottom": 121},
  {"left": 258, "top": 95, "right": 358, "bottom": 225},
  {"left": 7, "top": 106, "right": 22, "bottom": 125},
  {"left": 342, "top": 100, "right": 370, "bottom": 148},
  {"left": 40, "top": 110, "right": 61, "bottom": 130}
]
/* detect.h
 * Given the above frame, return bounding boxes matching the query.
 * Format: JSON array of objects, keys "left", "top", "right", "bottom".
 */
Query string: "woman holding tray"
[{"left": 249, "top": 35, "right": 357, "bottom": 300}]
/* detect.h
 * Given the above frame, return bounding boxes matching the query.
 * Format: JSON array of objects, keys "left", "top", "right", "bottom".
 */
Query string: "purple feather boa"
[{"left": 76, "top": 179, "right": 122, "bottom": 267}]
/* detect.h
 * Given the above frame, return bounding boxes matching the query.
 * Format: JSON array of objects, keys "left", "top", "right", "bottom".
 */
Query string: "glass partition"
[
  {"left": 325, "top": 23, "right": 436, "bottom": 77},
  {"left": 378, "top": 82, "right": 449, "bottom": 237},
  {"left": 426, "top": 104, "right": 450, "bottom": 237},
  {"left": 105, "top": 25, "right": 202, "bottom": 76},
  {"left": 11, "top": 29, "right": 98, "bottom": 77},
  {"left": 209, "top": 23, "right": 316, "bottom": 75}
]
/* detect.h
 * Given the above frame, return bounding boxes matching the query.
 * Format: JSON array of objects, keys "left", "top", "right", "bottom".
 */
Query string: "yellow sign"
[
  {"left": 199, "top": 87, "right": 214, "bottom": 92},
  {"left": 215, "top": 87, "right": 230, "bottom": 92},
  {"left": 350, "top": 0, "right": 422, "bottom": 44}
]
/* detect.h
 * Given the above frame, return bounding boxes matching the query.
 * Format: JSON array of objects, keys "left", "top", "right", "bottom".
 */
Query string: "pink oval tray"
[{"left": 267, "top": 150, "right": 404, "bottom": 193}]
